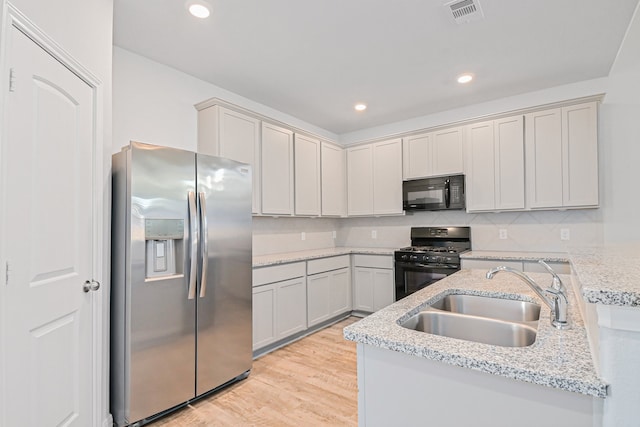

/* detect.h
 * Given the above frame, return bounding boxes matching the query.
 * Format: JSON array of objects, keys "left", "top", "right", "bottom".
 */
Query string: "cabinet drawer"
[
  {"left": 307, "top": 255, "right": 350, "bottom": 275},
  {"left": 353, "top": 254, "right": 393, "bottom": 269},
  {"left": 253, "top": 262, "right": 305, "bottom": 287}
]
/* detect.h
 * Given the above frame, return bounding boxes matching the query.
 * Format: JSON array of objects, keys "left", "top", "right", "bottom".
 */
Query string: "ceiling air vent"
[{"left": 445, "top": 0, "right": 484, "bottom": 24}]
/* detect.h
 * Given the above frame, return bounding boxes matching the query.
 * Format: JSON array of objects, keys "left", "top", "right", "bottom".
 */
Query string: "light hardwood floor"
[{"left": 152, "top": 317, "right": 359, "bottom": 426}]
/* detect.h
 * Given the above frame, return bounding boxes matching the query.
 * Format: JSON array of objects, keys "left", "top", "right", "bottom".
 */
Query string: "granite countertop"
[
  {"left": 343, "top": 268, "right": 607, "bottom": 398},
  {"left": 252, "top": 247, "right": 396, "bottom": 267},
  {"left": 569, "top": 244, "right": 640, "bottom": 307},
  {"left": 461, "top": 250, "right": 569, "bottom": 263}
]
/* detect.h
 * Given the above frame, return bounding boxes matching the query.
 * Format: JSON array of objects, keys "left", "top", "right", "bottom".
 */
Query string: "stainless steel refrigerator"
[{"left": 111, "top": 142, "right": 252, "bottom": 426}]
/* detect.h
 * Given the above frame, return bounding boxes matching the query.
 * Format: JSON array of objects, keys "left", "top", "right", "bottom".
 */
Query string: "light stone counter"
[
  {"left": 344, "top": 268, "right": 607, "bottom": 398},
  {"left": 461, "top": 250, "right": 569, "bottom": 263},
  {"left": 569, "top": 244, "right": 640, "bottom": 307},
  {"left": 252, "top": 247, "right": 395, "bottom": 267}
]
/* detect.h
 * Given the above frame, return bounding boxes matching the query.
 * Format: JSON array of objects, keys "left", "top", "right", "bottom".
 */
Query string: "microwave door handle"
[{"left": 444, "top": 179, "right": 451, "bottom": 208}]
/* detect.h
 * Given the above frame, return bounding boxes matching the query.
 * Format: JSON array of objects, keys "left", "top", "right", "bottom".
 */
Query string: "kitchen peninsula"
[{"left": 344, "top": 268, "right": 605, "bottom": 427}]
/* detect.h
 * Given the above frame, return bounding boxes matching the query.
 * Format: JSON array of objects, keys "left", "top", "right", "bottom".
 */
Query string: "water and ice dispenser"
[{"left": 144, "top": 218, "right": 184, "bottom": 279}]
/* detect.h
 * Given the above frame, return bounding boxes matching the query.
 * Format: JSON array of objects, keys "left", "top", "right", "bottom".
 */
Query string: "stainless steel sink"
[
  {"left": 401, "top": 311, "right": 538, "bottom": 347},
  {"left": 430, "top": 294, "right": 541, "bottom": 322},
  {"left": 400, "top": 293, "right": 541, "bottom": 347}
]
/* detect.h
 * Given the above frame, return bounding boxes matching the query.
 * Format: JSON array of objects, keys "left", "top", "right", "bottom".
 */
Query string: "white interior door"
[{"left": 1, "top": 25, "right": 95, "bottom": 427}]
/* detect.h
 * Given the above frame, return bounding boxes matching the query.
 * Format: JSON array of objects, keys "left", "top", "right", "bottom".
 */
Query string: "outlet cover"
[
  {"left": 332, "top": 230, "right": 337, "bottom": 239},
  {"left": 301, "top": 232, "right": 306, "bottom": 241},
  {"left": 560, "top": 229, "right": 570, "bottom": 241},
  {"left": 499, "top": 229, "right": 508, "bottom": 240},
  {"left": 371, "top": 230, "right": 377, "bottom": 239}
]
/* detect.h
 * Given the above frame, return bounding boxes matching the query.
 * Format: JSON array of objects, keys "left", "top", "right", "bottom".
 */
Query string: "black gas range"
[{"left": 394, "top": 227, "right": 471, "bottom": 301}]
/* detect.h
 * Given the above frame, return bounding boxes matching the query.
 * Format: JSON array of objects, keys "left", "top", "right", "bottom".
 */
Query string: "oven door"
[{"left": 394, "top": 262, "right": 459, "bottom": 301}]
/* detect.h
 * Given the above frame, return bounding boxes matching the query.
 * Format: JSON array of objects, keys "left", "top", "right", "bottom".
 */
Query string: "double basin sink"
[{"left": 401, "top": 293, "right": 541, "bottom": 347}]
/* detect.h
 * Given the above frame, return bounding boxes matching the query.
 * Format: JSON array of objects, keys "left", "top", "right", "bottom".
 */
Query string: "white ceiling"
[{"left": 113, "top": 0, "right": 639, "bottom": 135}]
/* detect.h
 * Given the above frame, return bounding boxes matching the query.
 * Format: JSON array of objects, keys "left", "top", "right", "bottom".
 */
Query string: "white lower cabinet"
[
  {"left": 307, "top": 255, "right": 351, "bottom": 327},
  {"left": 252, "top": 263, "right": 307, "bottom": 350},
  {"left": 352, "top": 255, "right": 394, "bottom": 313}
]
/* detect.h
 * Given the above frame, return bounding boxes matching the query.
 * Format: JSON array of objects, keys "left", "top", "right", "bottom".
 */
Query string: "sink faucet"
[{"left": 486, "top": 260, "right": 570, "bottom": 329}]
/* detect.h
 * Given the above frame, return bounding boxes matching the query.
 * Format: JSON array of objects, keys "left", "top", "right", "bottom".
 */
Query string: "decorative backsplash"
[{"left": 252, "top": 209, "right": 603, "bottom": 256}]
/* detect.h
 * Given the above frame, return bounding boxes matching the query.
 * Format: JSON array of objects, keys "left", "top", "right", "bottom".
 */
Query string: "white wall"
[
  {"left": 600, "top": 2, "right": 640, "bottom": 243},
  {"left": 113, "top": 47, "right": 337, "bottom": 154}
]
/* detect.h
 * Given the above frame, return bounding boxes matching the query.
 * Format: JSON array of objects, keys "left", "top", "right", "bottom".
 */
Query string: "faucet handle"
[{"left": 538, "top": 259, "right": 564, "bottom": 291}]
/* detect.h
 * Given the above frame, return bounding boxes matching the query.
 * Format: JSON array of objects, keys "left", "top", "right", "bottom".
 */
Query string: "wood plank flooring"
[{"left": 151, "top": 317, "right": 359, "bottom": 426}]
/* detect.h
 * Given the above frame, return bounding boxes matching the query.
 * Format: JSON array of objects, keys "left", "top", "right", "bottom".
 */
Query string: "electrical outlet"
[
  {"left": 560, "top": 228, "right": 570, "bottom": 241},
  {"left": 301, "top": 232, "right": 306, "bottom": 241},
  {"left": 499, "top": 229, "right": 508, "bottom": 240},
  {"left": 332, "top": 230, "right": 337, "bottom": 239},
  {"left": 371, "top": 230, "right": 377, "bottom": 239}
]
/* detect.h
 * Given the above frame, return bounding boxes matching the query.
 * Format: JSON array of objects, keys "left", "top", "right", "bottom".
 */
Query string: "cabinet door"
[
  {"left": 294, "top": 134, "right": 321, "bottom": 216},
  {"left": 373, "top": 269, "right": 395, "bottom": 311},
  {"left": 353, "top": 267, "right": 375, "bottom": 312},
  {"left": 562, "top": 102, "right": 598, "bottom": 207},
  {"left": 252, "top": 284, "right": 277, "bottom": 350},
  {"left": 307, "top": 273, "right": 331, "bottom": 327},
  {"left": 198, "top": 106, "right": 261, "bottom": 214},
  {"left": 321, "top": 142, "right": 346, "bottom": 216},
  {"left": 432, "top": 127, "right": 464, "bottom": 176},
  {"left": 466, "top": 121, "right": 496, "bottom": 211},
  {"left": 347, "top": 145, "right": 374, "bottom": 215},
  {"left": 373, "top": 139, "right": 403, "bottom": 215},
  {"left": 276, "top": 277, "right": 307, "bottom": 339},
  {"left": 525, "top": 109, "right": 563, "bottom": 208},
  {"left": 329, "top": 268, "right": 351, "bottom": 316},
  {"left": 402, "top": 133, "right": 431, "bottom": 179},
  {"left": 494, "top": 116, "right": 525, "bottom": 210},
  {"left": 262, "top": 123, "right": 294, "bottom": 215}
]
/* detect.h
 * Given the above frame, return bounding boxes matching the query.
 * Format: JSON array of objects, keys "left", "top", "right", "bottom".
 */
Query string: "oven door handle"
[{"left": 395, "top": 262, "right": 459, "bottom": 269}]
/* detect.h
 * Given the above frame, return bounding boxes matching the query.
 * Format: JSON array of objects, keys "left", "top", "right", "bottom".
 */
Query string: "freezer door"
[
  {"left": 125, "top": 142, "right": 197, "bottom": 423},
  {"left": 196, "top": 154, "right": 253, "bottom": 396}
]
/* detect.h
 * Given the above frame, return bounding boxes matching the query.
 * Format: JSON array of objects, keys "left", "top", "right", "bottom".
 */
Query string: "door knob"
[{"left": 83, "top": 280, "right": 100, "bottom": 293}]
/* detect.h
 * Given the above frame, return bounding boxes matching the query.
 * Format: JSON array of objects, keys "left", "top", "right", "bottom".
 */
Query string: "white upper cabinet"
[
  {"left": 466, "top": 116, "right": 525, "bottom": 212},
  {"left": 347, "top": 144, "right": 374, "bottom": 215},
  {"left": 525, "top": 101, "right": 598, "bottom": 209},
  {"left": 294, "top": 134, "right": 321, "bottom": 216},
  {"left": 321, "top": 142, "right": 347, "bottom": 216},
  {"left": 347, "top": 139, "right": 402, "bottom": 216},
  {"left": 431, "top": 127, "right": 465, "bottom": 176},
  {"left": 402, "top": 127, "right": 464, "bottom": 180},
  {"left": 561, "top": 103, "right": 599, "bottom": 207},
  {"left": 197, "top": 105, "right": 261, "bottom": 213},
  {"left": 372, "top": 138, "right": 403, "bottom": 215},
  {"left": 261, "top": 122, "right": 294, "bottom": 215}
]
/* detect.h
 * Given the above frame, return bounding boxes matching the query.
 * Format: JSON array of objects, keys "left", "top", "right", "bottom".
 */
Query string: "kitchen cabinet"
[
  {"left": 352, "top": 255, "right": 394, "bottom": 313},
  {"left": 261, "top": 122, "right": 294, "bottom": 215},
  {"left": 321, "top": 142, "right": 347, "bottom": 216},
  {"left": 525, "top": 102, "right": 598, "bottom": 209},
  {"left": 197, "top": 105, "right": 261, "bottom": 213},
  {"left": 252, "top": 263, "right": 307, "bottom": 351},
  {"left": 402, "top": 127, "right": 464, "bottom": 180},
  {"left": 294, "top": 133, "right": 321, "bottom": 216},
  {"left": 306, "top": 255, "right": 351, "bottom": 327},
  {"left": 347, "top": 139, "right": 402, "bottom": 216},
  {"left": 466, "top": 116, "right": 525, "bottom": 212}
]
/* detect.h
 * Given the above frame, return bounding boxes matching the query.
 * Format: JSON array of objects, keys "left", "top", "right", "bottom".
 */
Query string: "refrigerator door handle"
[
  {"left": 187, "top": 191, "right": 198, "bottom": 300},
  {"left": 198, "top": 191, "right": 208, "bottom": 298}
]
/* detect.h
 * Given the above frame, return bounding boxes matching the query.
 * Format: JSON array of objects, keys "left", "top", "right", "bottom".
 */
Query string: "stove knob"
[
  {"left": 401, "top": 255, "right": 408, "bottom": 261},
  {"left": 433, "top": 256, "right": 443, "bottom": 263},
  {"left": 410, "top": 255, "right": 418, "bottom": 261}
]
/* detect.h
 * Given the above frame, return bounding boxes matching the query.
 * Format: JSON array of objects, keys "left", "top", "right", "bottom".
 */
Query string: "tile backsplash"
[{"left": 252, "top": 209, "right": 603, "bottom": 256}]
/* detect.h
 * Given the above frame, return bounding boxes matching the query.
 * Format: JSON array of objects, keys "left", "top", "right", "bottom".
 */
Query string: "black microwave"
[{"left": 403, "top": 175, "right": 465, "bottom": 211}]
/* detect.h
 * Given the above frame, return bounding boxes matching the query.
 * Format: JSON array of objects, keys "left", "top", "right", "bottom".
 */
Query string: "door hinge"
[
  {"left": 9, "top": 68, "right": 15, "bottom": 92},
  {"left": 5, "top": 262, "right": 9, "bottom": 285}
]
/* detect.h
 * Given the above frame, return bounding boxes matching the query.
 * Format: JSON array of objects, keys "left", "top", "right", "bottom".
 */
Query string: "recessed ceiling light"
[
  {"left": 187, "top": 1, "right": 211, "bottom": 18},
  {"left": 354, "top": 103, "right": 367, "bottom": 111},
  {"left": 457, "top": 74, "right": 474, "bottom": 84}
]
